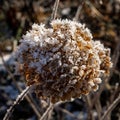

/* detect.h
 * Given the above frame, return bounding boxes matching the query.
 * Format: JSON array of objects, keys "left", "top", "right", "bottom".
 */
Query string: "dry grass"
[{"left": 0, "top": 0, "right": 120, "bottom": 120}]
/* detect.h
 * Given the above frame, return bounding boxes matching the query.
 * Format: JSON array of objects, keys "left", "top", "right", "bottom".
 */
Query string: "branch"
[
  {"left": 101, "top": 94, "right": 120, "bottom": 120},
  {"left": 39, "top": 103, "right": 54, "bottom": 120},
  {"left": 73, "top": 1, "right": 85, "bottom": 21},
  {"left": 0, "top": 50, "right": 41, "bottom": 118},
  {"left": 50, "top": 0, "right": 60, "bottom": 21},
  {"left": 55, "top": 106, "right": 81, "bottom": 120},
  {"left": 3, "top": 86, "right": 32, "bottom": 120}
]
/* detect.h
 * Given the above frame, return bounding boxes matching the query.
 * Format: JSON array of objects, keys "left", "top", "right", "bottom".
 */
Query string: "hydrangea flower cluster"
[{"left": 16, "top": 19, "right": 112, "bottom": 103}]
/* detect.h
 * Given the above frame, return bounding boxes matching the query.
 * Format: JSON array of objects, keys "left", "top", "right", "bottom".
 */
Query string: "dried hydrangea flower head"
[{"left": 16, "top": 19, "right": 112, "bottom": 103}]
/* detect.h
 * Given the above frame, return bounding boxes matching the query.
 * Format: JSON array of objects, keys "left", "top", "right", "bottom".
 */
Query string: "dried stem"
[
  {"left": 0, "top": 51, "right": 41, "bottom": 118},
  {"left": 39, "top": 103, "right": 54, "bottom": 120},
  {"left": 73, "top": 5, "right": 81, "bottom": 21},
  {"left": 50, "top": 0, "right": 60, "bottom": 21},
  {"left": 94, "top": 99, "right": 102, "bottom": 120},
  {"left": 101, "top": 94, "right": 120, "bottom": 120},
  {"left": 25, "top": 94, "right": 41, "bottom": 118},
  {"left": 86, "top": 0, "right": 104, "bottom": 19},
  {"left": 73, "top": 1, "right": 84, "bottom": 21},
  {"left": 85, "top": 96, "right": 94, "bottom": 120},
  {"left": 3, "top": 86, "right": 32, "bottom": 120},
  {"left": 55, "top": 106, "right": 81, "bottom": 120},
  {"left": 39, "top": 101, "right": 63, "bottom": 120},
  {"left": 111, "top": 38, "right": 120, "bottom": 77}
]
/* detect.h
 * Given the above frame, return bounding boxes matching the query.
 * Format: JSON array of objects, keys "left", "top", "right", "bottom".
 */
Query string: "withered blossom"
[{"left": 16, "top": 19, "right": 112, "bottom": 103}]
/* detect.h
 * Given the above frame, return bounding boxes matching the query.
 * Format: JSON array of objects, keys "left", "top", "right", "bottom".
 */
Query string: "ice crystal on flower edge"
[{"left": 16, "top": 19, "right": 112, "bottom": 103}]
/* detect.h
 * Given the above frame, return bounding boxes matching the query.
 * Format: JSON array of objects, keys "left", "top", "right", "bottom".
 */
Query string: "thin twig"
[
  {"left": 73, "top": 1, "right": 84, "bottom": 21},
  {"left": 103, "top": 36, "right": 120, "bottom": 90},
  {"left": 50, "top": 0, "right": 60, "bottom": 21},
  {"left": 73, "top": 5, "right": 81, "bottom": 21},
  {"left": 39, "top": 103, "right": 54, "bottom": 120},
  {"left": 101, "top": 94, "right": 120, "bottom": 120},
  {"left": 94, "top": 99, "right": 102, "bottom": 120},
  {"left": 110, "top": 39, "right": 120, "bottom": 78},
  {"left": 55, "top": 106, "right": 81, "bottom": 120},
  {"left": 3, "top": 86, "right": 32, "bottom": 120},
  {"left": 0, "top": 51, "right": 41, "bottom": 118},
  {"left": 25, "top": 94, "right": 42, "bottom": 118},
  {"left": 0, "top": 51, "right": 20, "bottom": 89},
  {"left": 85, "top": 96, "right": 95, "bottom": 120},
  {"left": 86, "top": 0, "right": 104, "bottom": 19},
  {"left": 110, "top": 83, "right": 119, "bottom": 103}
]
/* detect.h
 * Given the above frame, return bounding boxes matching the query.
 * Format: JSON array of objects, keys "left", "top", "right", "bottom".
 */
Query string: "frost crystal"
[{"left": 16, "top": 19, "right": 112, "bottom": 103}]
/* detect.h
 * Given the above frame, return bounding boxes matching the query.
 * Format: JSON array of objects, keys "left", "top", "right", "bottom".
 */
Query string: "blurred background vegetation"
[{"left": 0, "top": 0, "right": 120, "bottom": 120}]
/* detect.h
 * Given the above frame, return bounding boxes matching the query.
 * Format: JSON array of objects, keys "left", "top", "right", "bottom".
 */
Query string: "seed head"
[{"left": 16, "top": 19, "right": 112, "bottom": 103}]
